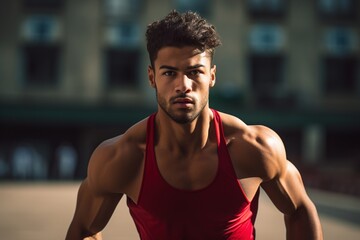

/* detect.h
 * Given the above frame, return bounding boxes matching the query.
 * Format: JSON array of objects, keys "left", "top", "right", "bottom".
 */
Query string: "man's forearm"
[{"left": 284, "top": 202, "right": 323, "bottom": 240}]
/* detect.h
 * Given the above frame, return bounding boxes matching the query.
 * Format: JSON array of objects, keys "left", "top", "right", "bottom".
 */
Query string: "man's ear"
[
  {"left": 148, "top": 66, "right": 156, "bottom": 88},
  {"left": 210, "top": 65, "right": 216, "bottom": 87}
]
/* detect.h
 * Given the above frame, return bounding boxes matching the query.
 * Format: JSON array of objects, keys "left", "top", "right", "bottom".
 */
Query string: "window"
[
  {"left": 105, "top": 48, "right": 140, "bottom": 87},
  {"left": 104, "top": 22, "right": 141, "bottom": 87},
  {"left": 322, "top": 56, "right": 358, "bottom": 94},
  {"left": 248, "top": 54, "right": 293, "bottom": 107},
  {"left": 103, "top": 0, "right": 142, "bottom": 21},
  {"left": 318, "top": 0, "right": 357, "bottom": 21},
  {"left": 105, "top": 21, "right": 141, "bottom": 48},
  {"left": 21, "top": 15, "right": 61, "bottom": 86},
  {"left": 22, "top": 44, "right": 60, "bottom": 86},
  {"left": 23, "top": 0, "right": 63, "bottom": 10},
  {"left": 250, "top": 54, "right": 284, "bottom": 92},
  {"left": 249, "top": 24, "right": 285, "bottom": 53},
  {"left": 324, "top": 27, "right": 357, "bottom": 55},
  {"left": 175, "top": 0, "right": 212, "bottom": 17},
  {"left": 103, "top": 0, "right": 142, "bottom": 87},
  {"left": 325, "top": 128, "right": 360, "bottom": 162},
  {"left": 247, "top": 0, "right": 286, "bottom": 18},
  {"left": 322, "top": 27, "right": 358, "bottom": 94},
  {"left": 22, "top": 15, "right": 61, "bottom": 42},
  {"left": 276, "top": 129, "right": 302, "bottom": 163},
  {"left": 248, "top": 24, "right": 289, "bottom": 107}
]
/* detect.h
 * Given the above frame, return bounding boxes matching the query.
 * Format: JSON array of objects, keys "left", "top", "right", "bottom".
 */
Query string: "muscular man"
[{"left": 66, "top": 10, "right": 323, "bottom": 240}]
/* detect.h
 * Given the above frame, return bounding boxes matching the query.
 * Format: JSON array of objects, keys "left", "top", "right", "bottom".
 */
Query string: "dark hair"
[{"left": 146, "top": 10, "right": 221, "bottom": 67}]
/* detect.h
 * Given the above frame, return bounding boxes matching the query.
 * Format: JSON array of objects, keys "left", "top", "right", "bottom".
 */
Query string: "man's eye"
[
  {"left": 188, "top": 70, "right": 200, "bottom": 76},
  {"left": 163, "top": 71, "right": 175, "bottom": 76}
]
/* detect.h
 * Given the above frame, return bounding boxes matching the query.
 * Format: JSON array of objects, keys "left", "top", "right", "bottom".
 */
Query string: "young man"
[{"left": 66, "top": 10, "right": 323, "bottom": 240}]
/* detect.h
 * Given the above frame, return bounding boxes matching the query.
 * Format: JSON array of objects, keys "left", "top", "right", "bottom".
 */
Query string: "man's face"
[{"left": 148, "top": 46, "right": 216, "bottom": 124}]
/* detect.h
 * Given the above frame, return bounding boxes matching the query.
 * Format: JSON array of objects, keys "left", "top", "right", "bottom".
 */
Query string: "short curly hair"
[{"left": 146, "top": 10, "right": 221, "bottom": 67}]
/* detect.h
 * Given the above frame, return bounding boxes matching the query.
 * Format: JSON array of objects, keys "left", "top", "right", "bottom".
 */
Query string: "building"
[{"left": 0, "top": 0, "right": 359, "bottom": 192}]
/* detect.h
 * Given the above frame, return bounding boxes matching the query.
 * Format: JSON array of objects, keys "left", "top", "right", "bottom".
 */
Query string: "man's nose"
[{"left": 175, "top": 74, "right": 192, "bottom": 93}]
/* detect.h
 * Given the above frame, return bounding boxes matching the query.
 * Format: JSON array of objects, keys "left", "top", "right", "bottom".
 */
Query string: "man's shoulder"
[
  {"left": 87, "top": 117, "right": 149, "bottom": 193},
  {"left": 218, "top": 110, "right": 286, "bottom": 179},
  {"left": 216, "top": 110, "right": 249, "bottom": 138},
  {"left": 216, "top": 110, "right": 279, "bottom": 142},
  {"left": 96, "top": 116, "right": 148, "bottom": 156}
]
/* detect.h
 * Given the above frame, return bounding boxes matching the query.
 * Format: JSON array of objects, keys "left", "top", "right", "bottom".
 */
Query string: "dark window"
[
  {"left": 105, "top": 48, "right": 140, "bottom": 87},
  {"left": 23, "top": 0, "right": 63, "bottom": 9},
  {"left": 23, "top": 15, "right": 60, "bottom": 42},
  {"left": 250, "top": 24, "right": 285, "bottom": 53},
  {"left": 325, "top": 128, "right": 360, "bottom": 162},
  {"left": 103, "top": 0, "right": 143, "bottom": 21},
  {"left": 23, "top": 44, "right": 60, "bottom": 86},
  {"left": 106, "top": 21, "right": 141, "bottom": 47},
  {"left": 324, "top": 27, "right": 357, "bottom": 55},
  {"left": 249, "top": 54, "right": 291, "bottom": 107},
  {"left": 247, "top": 0, "right": 286, "bottom": 19},
  {"left": 175, "top": 0, "right": 212, "bottom": 17},
  {"left": 276, "top": 129, "right": 303, "bottom": 163},
  {"left": 250, "top": 54, "right": 284, "bottom": 92},
  {"left": 322, "top": 56, "right": 358, "bottom": 94},
  {"left": 317, "top": 0, "right": 357, "bottom": 21}
]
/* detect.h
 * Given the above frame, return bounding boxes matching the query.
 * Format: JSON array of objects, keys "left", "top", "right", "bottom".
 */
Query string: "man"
[{"left": 66, "top": 10, "right": 323, "bottom": 240}]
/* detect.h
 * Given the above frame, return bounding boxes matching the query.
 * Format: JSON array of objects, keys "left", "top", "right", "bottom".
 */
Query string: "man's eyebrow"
[
  {"left": 159, "top": 65, "right": 178, "bottom": 70},
  {"left": 159, "top": 64, "right": 205, "bottom": 70},
  {"left": 186, "top": 64, "right": 205, "bottom": 70}
]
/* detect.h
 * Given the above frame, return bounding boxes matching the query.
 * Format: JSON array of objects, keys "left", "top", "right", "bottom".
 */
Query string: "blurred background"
[{"left": 0, "top": 0, "right": 359, "bottom": 197}]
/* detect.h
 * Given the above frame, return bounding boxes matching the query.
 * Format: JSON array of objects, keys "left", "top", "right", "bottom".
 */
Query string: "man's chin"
[{"left": 167, "top": 111, "right": 196, "bottom": 124}]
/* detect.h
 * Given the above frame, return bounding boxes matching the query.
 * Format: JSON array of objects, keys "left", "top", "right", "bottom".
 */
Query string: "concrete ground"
[{"left": 0, "top": 182, "right": 359, "bottom": 240}]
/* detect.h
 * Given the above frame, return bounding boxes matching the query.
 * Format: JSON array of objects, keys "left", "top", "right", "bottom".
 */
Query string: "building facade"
[{"left": 0, "top": 0, "right": 359, "bottom": 191}]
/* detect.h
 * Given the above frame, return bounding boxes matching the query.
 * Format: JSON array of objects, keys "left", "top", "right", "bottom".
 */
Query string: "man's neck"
[{"left": 155, "top": 108, "right": 213, "bottom": 154}]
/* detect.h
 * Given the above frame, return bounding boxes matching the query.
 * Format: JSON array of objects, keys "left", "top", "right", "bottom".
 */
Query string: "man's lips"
[
  {"left": 172, "top": 97, "right": 194, "bottom": 104},
  {"left": 174, "top": 98, "right": 193, "bottom": 103}
]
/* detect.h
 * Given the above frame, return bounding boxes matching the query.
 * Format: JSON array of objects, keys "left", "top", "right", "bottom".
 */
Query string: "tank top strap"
[
  {"left": 211, "top": 109, "right": 239, "bottom": 180},
  {"left": 145, "top": 112, "right": 157, "bottom": 172},
  {"left": 135, "top": 113, "right": 157, "bottom": 205},
  {"left": 146, "top": 113, "right": 156, "bottom": 151}
]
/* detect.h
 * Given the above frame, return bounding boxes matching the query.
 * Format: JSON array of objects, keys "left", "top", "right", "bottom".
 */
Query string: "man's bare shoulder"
[
  {"left": 87, "top": 117, "right": 148, "bottom": 194},
  {"left": 97, "top": 117, "right": 148, "bottom": 156},
  {"left": 218, "top": 111, "right": 286, "bottom": 180},
  {"left": 216, "top": 111, "right": 247, "bottom": 134},
  {"left": 218, "top": 111, "right": 280, "bottom": 137}
]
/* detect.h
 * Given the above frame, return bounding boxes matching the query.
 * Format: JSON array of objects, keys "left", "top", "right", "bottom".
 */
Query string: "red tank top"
[{"left": 127, "top": 109, "right": 259, "bottom": 240}]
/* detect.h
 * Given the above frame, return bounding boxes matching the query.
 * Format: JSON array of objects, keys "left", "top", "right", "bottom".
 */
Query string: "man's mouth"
[
  {"left": 173, "top": 97, "right": 194, "bottom": 104},
  {"left": 171, "top": 96, "right": 195, "bottom": 109}
]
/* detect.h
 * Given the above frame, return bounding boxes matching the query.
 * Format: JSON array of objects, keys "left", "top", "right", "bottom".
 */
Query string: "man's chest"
[{"left": 154, "top": 144, "right": 218, "bottom": 191}]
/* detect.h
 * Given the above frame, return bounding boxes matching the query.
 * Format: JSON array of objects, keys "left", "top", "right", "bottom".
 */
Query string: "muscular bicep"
[
  {"left": 261, "top": 161, "right": 310, "bottom": 215},
  {"left": 87, "top": 136, "right": 140, "bottom": 195},
  {"left": 68, "top": 138, "right": 130, "bottom": 238},
  {"left": 87, "top": 139, "right": 123, "bottom": 194},
  {"left": 67, "top": 130, "right": 145, "bottom": 239},
  {"left": 67, "top": 179, "right": 123, "bottom": 238}
]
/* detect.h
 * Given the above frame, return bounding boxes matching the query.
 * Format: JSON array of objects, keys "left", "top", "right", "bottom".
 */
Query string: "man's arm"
[
  {"left": 258, "top": 127, "right": 323, "bottom": 240},
  {"left": 261, "top": 161, "right": 323, "bottom": 240},
  {"left": 65, "top": 179, "right": 122, "bottom": 240},
  {"left": 66, "top": 136, "right": 132, "bottom": 240}
]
